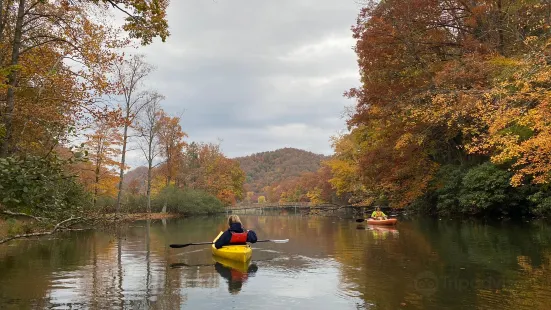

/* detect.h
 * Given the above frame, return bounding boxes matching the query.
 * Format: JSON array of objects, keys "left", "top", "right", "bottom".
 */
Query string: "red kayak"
[{"left": 366, "top": 218, "right": 398, "bottom": 226}]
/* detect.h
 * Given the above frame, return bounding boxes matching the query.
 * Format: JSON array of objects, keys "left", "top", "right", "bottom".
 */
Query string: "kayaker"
[
  {"left": 214, "top": 215, "right": 258, "bottom": 249},
  {"left": 370, "top": 207, "right": 388, "bottom": 220}
]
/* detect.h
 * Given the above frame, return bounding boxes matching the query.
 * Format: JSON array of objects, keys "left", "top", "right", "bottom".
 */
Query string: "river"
[{"left": 1, "top": 213, "right": 551, "bottom": 309}]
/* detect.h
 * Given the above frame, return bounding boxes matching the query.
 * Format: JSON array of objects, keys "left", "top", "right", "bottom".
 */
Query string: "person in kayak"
[
  {"left": 214, "top": 215, "right": 258, "bottom": 249},
  {"left": 370, "top": 207, "right": 388, "bottom": 220}
]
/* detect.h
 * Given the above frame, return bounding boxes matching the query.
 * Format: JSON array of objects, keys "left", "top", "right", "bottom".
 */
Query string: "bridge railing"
[{"left": 228, "top": 202, "right": 313, "bottom": 209}]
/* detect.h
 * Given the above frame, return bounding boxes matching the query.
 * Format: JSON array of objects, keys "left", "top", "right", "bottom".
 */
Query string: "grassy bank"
[
  {"left": 102, "top": 212, "right": 183, "bottom": 221},
  {"left": 0, "top": 212, "right": 186, "bottom": 244}
]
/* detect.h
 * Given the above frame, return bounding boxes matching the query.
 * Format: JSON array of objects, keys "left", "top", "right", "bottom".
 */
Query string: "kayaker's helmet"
[{"left": 228, "top": 215, "right": 242, "bottom": 226}]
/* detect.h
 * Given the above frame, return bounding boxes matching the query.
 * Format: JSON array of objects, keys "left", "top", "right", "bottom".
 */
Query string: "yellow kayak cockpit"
[{"left": 211, "top": 231, "right": 252, "bottom": 262}]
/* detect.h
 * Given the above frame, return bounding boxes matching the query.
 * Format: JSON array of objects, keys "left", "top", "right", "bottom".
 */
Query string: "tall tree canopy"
[{"left": 337, "top": 0, "right": 551, "bottom": 210}]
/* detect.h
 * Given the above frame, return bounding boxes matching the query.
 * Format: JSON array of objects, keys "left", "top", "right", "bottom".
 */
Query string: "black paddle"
[{"left": 169, "top": 238, "right": 289, "bottom": 248}]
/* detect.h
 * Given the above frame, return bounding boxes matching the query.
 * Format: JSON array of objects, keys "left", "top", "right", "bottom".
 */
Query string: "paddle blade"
[
  {"left": 271, "top": 239, "right": 289, "bottom": 243},
  {"left": 169, "top": 244, "right": 190, "bottom": 248},
  {"left": 355, "top": 219, "right": 366, "bottom": 223}
]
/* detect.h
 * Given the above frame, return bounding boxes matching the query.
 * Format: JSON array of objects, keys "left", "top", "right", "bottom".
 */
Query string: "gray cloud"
[{"left": 127, "top": 0, "right": 361, "bottom": 166}]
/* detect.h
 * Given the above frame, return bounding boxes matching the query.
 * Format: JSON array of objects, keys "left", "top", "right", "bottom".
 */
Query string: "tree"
[
  {"left": 114, "top": 54, "right": 154, "bottom": 213},
  {"left": 0, "top": 0, "right": 169, "bottom": 156},
  {"left": 257, "top": 196, "right": 266, "bottom": 203},
  {"left": 340, "top": 0, "right": 551, "bottom": 207},
  {"left": 136, "top": 92, "right": 164, "bottom": 213},
  {"left": 157, "top": 112, "right": 187, "bottom": 186},
  {"left": 178, "top": 142, "right": 246, "bottom": 206},
  {"left": 84, "top": 109, "right": 123, "bottom": 207}
]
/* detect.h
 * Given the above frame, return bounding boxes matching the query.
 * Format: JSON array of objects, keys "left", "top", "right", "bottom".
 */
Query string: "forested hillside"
[
  {"left": 234, "top": 148, "right": 328, "bottom": 194},
  {"left": 326, "top": 0, "right": 551, "bottom": 216}
]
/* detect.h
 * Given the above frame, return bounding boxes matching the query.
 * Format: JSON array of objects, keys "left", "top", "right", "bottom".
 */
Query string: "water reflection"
[
  {"left": 213, "top": 256, "right": 258, "bottom": 295},
  {"left": 356, "top": 224, "right": 400, "bottom": 241},
  {"left": 1, "top": 214, "right": 551, "bottom": 309}
]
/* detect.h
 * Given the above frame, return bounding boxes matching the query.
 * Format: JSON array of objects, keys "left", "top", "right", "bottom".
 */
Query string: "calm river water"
[{"left": 1, "top": 213, "right": 551, "bottom": 309}]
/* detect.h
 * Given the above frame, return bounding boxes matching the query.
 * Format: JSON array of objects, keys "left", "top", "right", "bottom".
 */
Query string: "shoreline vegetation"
[
  {"left": 0, "top": 212, "right": 186, "bottom": 245},
  {"left": 3, "top": 1, "right": 551, "bottom": 250}
]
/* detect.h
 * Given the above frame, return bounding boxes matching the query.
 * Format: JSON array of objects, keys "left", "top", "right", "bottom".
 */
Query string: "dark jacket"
[{"left": 214, "top": 223, "right": 257, "bottom": 249}]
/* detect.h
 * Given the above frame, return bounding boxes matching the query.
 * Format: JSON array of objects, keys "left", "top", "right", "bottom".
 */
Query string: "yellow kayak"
[
  {"left": 212, "top": 255, "right": 250, "bottom": 273},
  {"left": 211, "top": 231, "right": 252, "bottom": 262}
]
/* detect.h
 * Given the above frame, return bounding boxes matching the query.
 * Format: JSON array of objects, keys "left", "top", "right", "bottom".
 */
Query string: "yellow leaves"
[
  {"left": 489, "top": 56, "right": 521, "bottom": 67},
  {"left": 465, "top": 49, "right": 551, "bottom": 187},
  {"left": 394, "top": 133, "right": 424, "bottom": 150},
  {"left": 306, "top": 187, "right": 325, "bottom": 206},
  {"left": 96, "top": 173, "right": 120, "bottom": 197},
  {"left": 150, "top": 174, "right": 166, "bottom": 196}
]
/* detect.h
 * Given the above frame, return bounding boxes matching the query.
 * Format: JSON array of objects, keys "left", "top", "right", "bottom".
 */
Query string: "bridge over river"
[{"left": 223, "top": 202, "right": 376, "bottom": 214}]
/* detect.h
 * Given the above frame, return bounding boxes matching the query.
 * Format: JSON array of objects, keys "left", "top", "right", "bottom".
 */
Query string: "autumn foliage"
[
  {"left": 0, "top": 1, "right": 245, "bottom": 218},
  {"left": 332, "top": 0, "right": 551, "bottom": 215}
]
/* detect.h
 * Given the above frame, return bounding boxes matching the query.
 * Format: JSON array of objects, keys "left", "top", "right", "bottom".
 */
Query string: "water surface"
[{"left": 1, "top": 213, "right": 551, "bottom": 309}]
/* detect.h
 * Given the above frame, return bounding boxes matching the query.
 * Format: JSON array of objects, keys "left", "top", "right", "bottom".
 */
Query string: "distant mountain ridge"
[
  {"left": 234, "top": 147, "right": 329, "bottom": 194},
  {"left": 122, "top": 166, "right": 147, "bottom": 189},
  {"left": 123, "top": 147, "right": 329, "bottom": 195}
]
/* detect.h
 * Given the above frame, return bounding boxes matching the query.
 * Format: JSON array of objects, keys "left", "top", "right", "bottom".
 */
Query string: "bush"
[
  {"left": 0, "top": 155, "right": 91, "bottom": 219},
  {"left": 95, "top": 195, "right": 117, "bottom": 212},
  {"left": 125, "top": 194, "right": 149, "bottom": 213},
  {"left": 434, "top": 165, "right": 467, "bottom": 215},
  {"left": 458, "top": 162, "right": 512, "bottom": 213},
  {"left": 528, "top": 191, "right": 551, "bottom": 216},
  {"left": 411, "top": 162, "right": 526, "bottom": 216},
  {"left": 155, "top": 186, "right": 224, "bottom": 215}
]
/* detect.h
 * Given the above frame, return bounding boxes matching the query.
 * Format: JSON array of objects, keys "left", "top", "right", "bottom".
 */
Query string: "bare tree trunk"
[
  {"left": 1, "top": 0, "right": 25, "bottom": 156},
  {"left": 146, "top": 155, "right": 152, "bottom": 213},
  {"left": 165, "top": 146, "right": 171, "bottom": 186},
  {"left": 115, "top": 119, "right": 129, "bottom": 214},
  {"left": 93, "top": 142, "right": 102, "bottom": 208},
  {"left": 0, "top": 0, "right": 5, "bottom": 42},
  {"left": 497, "top": 0, "right": 505, "bottom": 55}
]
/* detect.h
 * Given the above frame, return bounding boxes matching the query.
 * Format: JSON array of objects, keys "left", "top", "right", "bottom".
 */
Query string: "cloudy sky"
[{"left": 127, "top": 0, "right": 361, "bottom": 165}]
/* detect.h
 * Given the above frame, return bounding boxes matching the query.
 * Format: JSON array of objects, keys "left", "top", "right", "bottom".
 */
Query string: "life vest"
[
  {"left": 230, "top": 269, "right": 249, "bottom": 281},
  {"left": 229, "top": 231, "right": 248, "bottom": 244}
]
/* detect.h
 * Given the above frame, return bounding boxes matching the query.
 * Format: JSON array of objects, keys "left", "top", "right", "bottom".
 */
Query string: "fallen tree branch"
[
  {"left": 52, "top": 217, "right": 82, "bottom": 232},
  {"left": 0, "top": 216, "right": 83, "bottom": 245},
  {"left": 1, "top": 210, "right": 48, "bottom": 222},
  {"left": 0, "top": 231, "right": 56, "bottom": 244}
]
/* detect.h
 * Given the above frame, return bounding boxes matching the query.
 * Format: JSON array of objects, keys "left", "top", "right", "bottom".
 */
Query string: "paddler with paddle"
[
  {"left": 370, "top": 207, "right": 388, "bottom": 220},
  {"left": 214, "top": 215, "right": 258, "bottom": 249}
]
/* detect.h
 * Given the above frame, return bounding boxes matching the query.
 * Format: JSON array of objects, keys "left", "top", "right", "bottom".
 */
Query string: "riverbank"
[
  {"left": 0, "top": 212, "right": 183, "bottom": 245},
  {"left": 102, "top": 212, "right": 183, "bottom": 221}
]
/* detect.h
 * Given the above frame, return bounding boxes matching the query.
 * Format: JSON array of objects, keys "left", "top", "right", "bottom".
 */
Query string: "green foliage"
[
  {"left": 458, "top": 163, "right": 512, "bottom": 212},
  {"left": 528, "top": 191, "right": 551, "bottom": 216},
  {"left": 411, "top": 163, "right": 523, "bottom": 216},
  {"left": 125, "top": 194, "right": 148, "bottom": 213},
  {"left": 0, "top": 155, "right": 91, "bottom": 219},
  {"left": 154, "top": 186, "right": 224, "bottom": 215},
  {"left": 5, "top": 218, "right": 33, "bottom": 235},
  {"left": 434, "top": 165, "right": 467, "bottom": 214}
]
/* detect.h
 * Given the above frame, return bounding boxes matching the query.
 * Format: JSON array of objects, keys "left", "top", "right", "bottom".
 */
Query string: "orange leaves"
[
  {"left": 179, "top": 142, "right": 245, "bottom": 206},
  {"left": 464, "top": 53, "right": 551, "bottom": 186},
  {"left": 340, "top": 0, "right": 551, "bottom": 207},
  {"left": 157, "top": 111, "right": 187, "bottom": 185}
]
